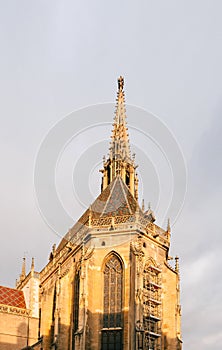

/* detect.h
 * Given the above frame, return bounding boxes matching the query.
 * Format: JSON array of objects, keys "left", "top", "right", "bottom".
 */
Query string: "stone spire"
[
  {"left": 109, "top": 76, "right": 131, "bottom": 161},
  {"left": 167, "top": 218, "right": 171, "bottom": 233},
  {"left": 100, "top": 76, "right": 139, "bottom": 200},
  {"left": 20, "top": 257, "right": 26, "bottom": 281},
  {"left": 31, "top": 257, "right": 35, "bottom": 271}
]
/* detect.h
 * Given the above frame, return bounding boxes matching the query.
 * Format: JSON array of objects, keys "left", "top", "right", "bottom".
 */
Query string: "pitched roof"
[
  {"left": 0, "top": 285, "right": 26, "bottom": 309},
  {"left": 90, "top": 175, "right": 140, "bottom": 218},
  {"left": 56, "top": 176, "right": 142, "bottom": 252}
]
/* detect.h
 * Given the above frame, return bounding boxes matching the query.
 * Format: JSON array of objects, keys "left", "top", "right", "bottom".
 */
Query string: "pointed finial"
[
  {"left": 52, "top": 244, "right": 56, "bottom": 255},
  {"left": 31, "top": 257, "right": 35, "bottom": 271},
  {"left": 167, "top": 218, "right": 171, "bottom": 233},
  {"left": 148, "top": 202, "right": 151, "bottom": 210},
  {"left": 109, "top": 75, "right": 131, "bottom": 161},
  {"left": 20, "top": 257, "right": 26, "bottom": 281},
  {"left": 142, "top": 199, "right": 145, "bottom": 212},
  {"left": 118, "top": 76, "right": 124, "bottom": 91},
  {"left": 175, "top": 256, "right": 179, "bottom": 273}
]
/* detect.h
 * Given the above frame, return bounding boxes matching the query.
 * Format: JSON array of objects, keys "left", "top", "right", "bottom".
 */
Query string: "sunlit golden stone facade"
[
  {"left": 0, "top": 263, "right": 39, "bottom": 350},
  {"left": 18, "top": 77, "right": 182, "bottom": 350}
]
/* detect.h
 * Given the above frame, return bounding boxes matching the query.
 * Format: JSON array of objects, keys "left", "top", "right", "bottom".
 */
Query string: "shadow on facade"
[
  {"left": 19, "top": 312, "right": 182, "bottom": 350},
  {"left": 0, "top": 321, "right": 30, "bottom": 350}
]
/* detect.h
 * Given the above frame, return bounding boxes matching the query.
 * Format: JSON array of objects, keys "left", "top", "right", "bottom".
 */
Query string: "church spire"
[
  {"left": 100, "top": 76, "right": 138, "bottom": 200},
  {"left": 109, "top": 76, "right": 131, "bottom": 161}
]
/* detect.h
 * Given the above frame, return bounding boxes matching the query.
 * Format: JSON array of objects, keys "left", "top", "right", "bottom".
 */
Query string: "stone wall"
[{"left": 0, "top": 308, "right": 38, "bottom": 350}]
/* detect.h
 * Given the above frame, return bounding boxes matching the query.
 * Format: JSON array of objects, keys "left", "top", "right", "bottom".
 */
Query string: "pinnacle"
[{"left": 109, "top": 76, "right": 131, "bottom": 161}]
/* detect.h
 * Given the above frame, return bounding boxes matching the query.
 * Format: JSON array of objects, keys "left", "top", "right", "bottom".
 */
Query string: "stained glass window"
[{"left": 102, "top": 254, "right": 123, "bottom": 350}]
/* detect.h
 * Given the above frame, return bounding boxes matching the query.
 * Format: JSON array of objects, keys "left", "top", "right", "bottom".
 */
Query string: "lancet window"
[{"left": 102, "top": 254, "right": 123, "bottom": 350}]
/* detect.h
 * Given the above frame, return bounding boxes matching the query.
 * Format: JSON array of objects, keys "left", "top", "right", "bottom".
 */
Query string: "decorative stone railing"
[
  {"left": 40, "top": 213, "right": 169, "bottom": 282},
  {"left": 0, "top": 303, "right": 30, "bottom": 316},
  {"left": 90, "top": 214, "right": 135, "bottom": 227}
]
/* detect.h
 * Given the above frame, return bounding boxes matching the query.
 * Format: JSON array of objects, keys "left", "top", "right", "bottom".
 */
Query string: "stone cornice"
[{"left": 0, "top": 303, "right": 30, "bottom": 317}]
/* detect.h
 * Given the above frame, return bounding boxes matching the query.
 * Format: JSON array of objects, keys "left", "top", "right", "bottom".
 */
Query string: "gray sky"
[{"left": 1, "top": 1, "right": 222, "bottom": 349}]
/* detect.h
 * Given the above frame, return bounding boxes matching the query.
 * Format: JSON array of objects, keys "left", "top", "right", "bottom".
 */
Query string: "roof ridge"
[
  {"left": 119, "top": 177, "right": 133, "bottom": 215},
  {"left": 100, "top": 176, "right": 118, "bottom": 216}
]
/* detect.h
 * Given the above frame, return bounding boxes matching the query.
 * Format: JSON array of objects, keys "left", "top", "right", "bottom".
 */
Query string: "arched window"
[
  {"left": 126, "top": 170, "right": 130, "bottom": 187},
  {"left": 73, "top": 269, "right": 80, "bottom": 333},
  {"left": 72, "top": 269, "right": 81, "bottom": 350},
  {"left": 102, "top": 254, "right": 123, "bottom": 350},
  {"left": 50, "top": 285, "right": 57, "bottom": 346},
  {"left": 107, "top": 165, "right": 111, "bottom": 185}
]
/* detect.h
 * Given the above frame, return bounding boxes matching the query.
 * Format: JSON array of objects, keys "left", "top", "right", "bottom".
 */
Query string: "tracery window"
[
  {"left": 50, "top": 285, "right": 57, "bottom": 346},
  {"left": 73, "top": 269, "right": 80, "bottom": 332},
  {"left": 102, "top": 254, "right": 123, "bottom": 350},
  {"left": 71, "top": 269, "right": 81, "bottom": 350}
]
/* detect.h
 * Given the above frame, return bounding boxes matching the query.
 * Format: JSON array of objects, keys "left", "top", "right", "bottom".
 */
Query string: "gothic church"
[{"left": 0, "top": 77, "right": 182, "bottom": 350}]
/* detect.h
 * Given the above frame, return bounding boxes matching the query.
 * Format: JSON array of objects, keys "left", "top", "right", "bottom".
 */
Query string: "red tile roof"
[{"left": 0, "top": 285, "right": 26, "bottom": 309}]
